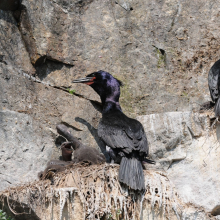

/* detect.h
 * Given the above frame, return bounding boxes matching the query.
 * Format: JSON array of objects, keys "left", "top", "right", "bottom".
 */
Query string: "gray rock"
[
  {"left": 0, "top": 110, "right": 54, "bottom": 189},
  {"left": 0, "top": 64, "right": 104, "bottom": 191},
  {"left": 0, "top": 10, "right": 35, "bottom": 75},
  {"left": 138, "top": 111, "right": 220, "bottom": 213},
  {"left": 18, "top": 0, "right": 217, "bottom": 115}
]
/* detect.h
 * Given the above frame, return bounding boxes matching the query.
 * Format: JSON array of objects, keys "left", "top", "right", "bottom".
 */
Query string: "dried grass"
[{"left": 0, "top": 163, "right": 189, "bottom": 220}]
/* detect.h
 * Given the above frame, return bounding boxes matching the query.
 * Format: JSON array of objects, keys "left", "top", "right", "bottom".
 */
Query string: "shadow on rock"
[
  {"left": 0, "top": 0, "right": 21, "bottom": 11},
  {"left": 75, "top": 117, "right": 110, "bottom": 162}
]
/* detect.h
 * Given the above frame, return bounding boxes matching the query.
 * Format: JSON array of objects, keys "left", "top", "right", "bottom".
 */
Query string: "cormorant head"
[{"left": 72, "top": 70, "right": 123, "bottom": 104}]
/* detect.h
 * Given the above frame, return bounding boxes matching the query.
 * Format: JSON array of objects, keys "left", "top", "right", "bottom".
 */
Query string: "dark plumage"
[
  {"left": 208, "top": 59, "right": 220, "bottom": 117},
  {"left": 73, "top": 70, "right": 154, "bottom": 190},
  {"left": 38, "top": 160, "right": 72, "bottom": 180},
  {"left": 38, "top": 125, "right": 106, "bottom": 180},
  {"left": 61, "top": 142, "right": 73, "bottom": 161},
  {"left": 0, "top": 0, "right": 21, "bottom": 11},
  {"left": 56, "top": 124, "right": 106, "bottom": 165}
]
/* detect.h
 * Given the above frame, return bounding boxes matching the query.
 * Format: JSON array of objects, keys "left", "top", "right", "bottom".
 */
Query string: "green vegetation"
[
  {"left": 155, "top": 47, "right": 166, "bottom": 68},
  {"left": 0, "top": 210, "right": 14, "bottom": 220},
  {"left": 181, "top": 91, "right": 188, "bottom": 97},
  {"left": 117, "top": 208, "right": 121, "bottom": 215},
  {"left": 106, "top": 209, "right": 123, "bottom": 220},
  {"left": 113, "top": 75, "right": 135, "bottom": 115},
  {"left": 67, "top": 88, "right": 76, "bottom": 95},
  {"left": 107, "top": 213, "right": 113, "bottom": 220}
]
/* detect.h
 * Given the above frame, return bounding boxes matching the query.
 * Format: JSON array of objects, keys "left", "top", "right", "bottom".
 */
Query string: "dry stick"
[
  {"left": 212, "top": 138, "right": 220, "bottom": 152},
  {"left": 199, "top": 129, "right": 219, "bottom": 170},
  {"left": 36, "top": 184, "right": 45, "bottom": 213},
  {"left": 208, "top": 139, "right": 219, "bottom": 154},
  {"left": 116, "top": 173, "right": 123, "bottom": 194},
  {"left": 201, "top": 118, "right": 220, "bottom": 166},
  {"left": 191, "top": 102, "right": 216, "bottom": 156},
  {"left": 200, "top": 117, "right": 217, "bottom": 154},
  {"left": 70, "top": 170, "right": 80, "bottom": 191},
  {"left": 75, "top": 169, "right": 87, "bottom": 219},
  {"left": 211, "top": 118, "right": 218, "bottom": 130},
  {"left": 15, "top": 188, "right": 24, "bottom": 212},
  {"left": 56, "top": 174, "right": 61, "bottom": 186},
  {"left": 7, "top": 194, "right": 28, "bottom": 215}
]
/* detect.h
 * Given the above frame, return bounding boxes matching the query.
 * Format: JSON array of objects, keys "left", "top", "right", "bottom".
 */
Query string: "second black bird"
[{"left": 208, "top": 59, "right": 220, "bottom": 117}]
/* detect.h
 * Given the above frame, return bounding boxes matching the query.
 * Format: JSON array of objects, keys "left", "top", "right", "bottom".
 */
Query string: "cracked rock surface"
[{"left": 19, "top": 0, "right": 220, "bottom": 115}]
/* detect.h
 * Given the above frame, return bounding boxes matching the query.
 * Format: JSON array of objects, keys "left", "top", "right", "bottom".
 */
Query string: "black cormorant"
[
  {"left": 208, "top": 59, "right": 220, "bottom": 117},
  {"left": 73, "top": 70, "right": 154, "bottom": 190}
]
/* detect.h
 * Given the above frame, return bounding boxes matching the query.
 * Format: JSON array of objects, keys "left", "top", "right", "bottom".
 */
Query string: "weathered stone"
[
  {"left": 138, "top": 111, "right": 220, "bottom": 213},
  {"left": 0, "top": 110, "right": 54, "bottom": 190},
  {"left": 0, "top": 10, "right": 35, "bottom": 75},
  {"left": 18, "top": 0, "right": 219, "bottom": 115}
]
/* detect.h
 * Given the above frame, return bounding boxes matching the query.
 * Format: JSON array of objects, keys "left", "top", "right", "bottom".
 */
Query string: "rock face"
[
  {"left": 15, "top": 0, "right": 220, "bottom": 115},
  {"left": 0, "top": 110, "right": 53, "bottom": 190},
  {"left": 1, "top": 0, "right": 220, "bottom": 219},
  {"left": 138, "top": 111, "right": 220, "bottom": 213}
]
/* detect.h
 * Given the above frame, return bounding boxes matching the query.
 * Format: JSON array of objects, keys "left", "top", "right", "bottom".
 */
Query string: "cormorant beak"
[
  {"left": 61, "top": 142, "right": 73, "bottom": 151},
  {"left": 72, "top": 77, "right": 95, "bottom": 85}
]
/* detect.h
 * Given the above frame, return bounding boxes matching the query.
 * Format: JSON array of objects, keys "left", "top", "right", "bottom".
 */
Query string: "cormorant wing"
[
  {"left": 98, "top": 114, "right": 149, "bottom": 155},
  {"left": 208, "top": 60, "right": 220, "bottom": 102}
]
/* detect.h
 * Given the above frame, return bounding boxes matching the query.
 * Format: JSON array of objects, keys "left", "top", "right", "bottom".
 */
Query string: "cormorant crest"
[
  {"left": 116, "top": 78, "right": 123, "bottom": 87},
  {"left": 89, "top": 70, "right": 123, "bottom": 87}
]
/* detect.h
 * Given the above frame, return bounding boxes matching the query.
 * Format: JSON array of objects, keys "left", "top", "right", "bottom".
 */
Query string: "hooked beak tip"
[{"left": 72, "top": 77, "right": 95, "bottom": 85}]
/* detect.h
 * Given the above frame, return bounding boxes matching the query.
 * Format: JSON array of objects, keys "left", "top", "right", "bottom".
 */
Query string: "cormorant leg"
[
  {"left": 111, "top": 159, "right": 115, "bottom": 164},
  {"left": 106, "top": 146, "right": 116, "bottom": 163}
]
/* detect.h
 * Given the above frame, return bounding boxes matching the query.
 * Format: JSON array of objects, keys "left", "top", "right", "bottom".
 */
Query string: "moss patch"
[
  {"left": 113, "top": 75, "right": 136, "bottom": 115},
  {"left": 153, "top": 46, "right": 166, "bottom": 68}
]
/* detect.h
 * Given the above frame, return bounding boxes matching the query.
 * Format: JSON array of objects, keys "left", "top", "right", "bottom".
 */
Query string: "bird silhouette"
[
  {"left": 73, "top": 70, "right": 154, "bottom": 190},
  {"left": 208, "top": 59, "right": 220, "bottom": 117}
]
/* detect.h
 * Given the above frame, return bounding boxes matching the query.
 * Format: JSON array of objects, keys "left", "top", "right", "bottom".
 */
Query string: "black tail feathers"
[
  {"left": 118, "top": 157, "right": 145, "bottom": 191},
  {"left": 215, "top": 98, "right": 220, "bottom": 117}
]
